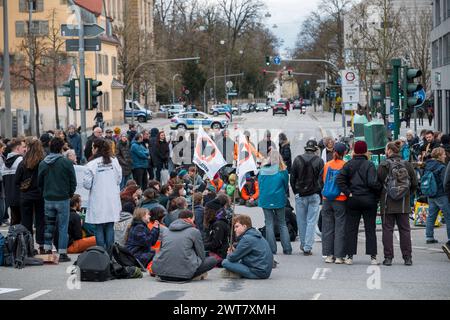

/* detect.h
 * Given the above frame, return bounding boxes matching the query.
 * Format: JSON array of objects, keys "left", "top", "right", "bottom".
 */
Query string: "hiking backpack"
[
  {"left": 420, "top": 170, "right": 438, "bottom": 198},
  {"left": 74, "top": 246, "right": 112, "bottom": 282},
  {"left": 297, "top": 155, "right": 320, "bottom": 196},
  {"left": 322, "top": 166, "right": 342, "bottom": 200},
  {"left": 384, "top": 159, "right": 411, "bottom": 201},
  {"left": 3, "top": 224, "right": 39, "bottom": 269}
]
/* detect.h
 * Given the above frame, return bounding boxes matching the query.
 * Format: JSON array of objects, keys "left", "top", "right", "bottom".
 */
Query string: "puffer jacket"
[
  {"left": 126, "top": 219, "right": 160, "bottom": 267},
  {"left": 203, "top": 210, "right": 230, "bottom": 259},
  {"left": 226, "top": 227, "right": 273, "bottom": 279},
  {"left": 424, "top": 159, "right": 446, "bottom": 198},
  {"left": 152, "top": 219, "right": 205, "bottom": 280},
  {"left": 116, "top": 140, "right": 132, "bottom": 177}
]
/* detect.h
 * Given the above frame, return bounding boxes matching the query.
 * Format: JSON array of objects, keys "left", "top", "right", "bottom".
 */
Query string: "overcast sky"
[{"left": 263, "top": 0, "right": 322, "bottom": 56}]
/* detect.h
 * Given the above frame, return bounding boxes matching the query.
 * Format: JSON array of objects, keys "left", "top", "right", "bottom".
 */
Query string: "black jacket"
[
  {"left": 116, "top": 140, "right": 132, "bottom": 177},
  {"left": 336, "top": 155, "right": 381, "bottom": 199},
  {"left": 203, "top": 215, "right": 230, "bottom": 259},
  {"left": 153, "top": 140, "right": 170, "bottom": 167},
  {"left": 290, "top": 152, "right": 324, "bottom": 196},
  {"left": 279, "top": 142, "right": 292, "bottom": 173},
  {"left": 2, "top": 154, "right": 23, "bottom": 207},
  {"left": 15, "top": 162, "right": 42, "bottom": 200}
]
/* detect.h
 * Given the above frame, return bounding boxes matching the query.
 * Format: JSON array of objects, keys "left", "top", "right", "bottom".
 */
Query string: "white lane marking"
[
  {"left": 0, "top": 288, "right": 22, "bottom": 295},
  {"left": 20, "top": 290, "right": 52, "bottom": 300},
  {"left": 311, "top": 293, "right": 322, "bottom": 300},
  {"left": 312, "top": 268, "right": 331, "bottom": 280}
]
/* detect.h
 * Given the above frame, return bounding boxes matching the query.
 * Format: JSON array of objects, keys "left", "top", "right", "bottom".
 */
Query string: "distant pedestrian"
[
  {"left": 417, "top": 108, "right": 424, "bottom": 126},
  {"left": 84, "top": 126, "right": 103, "bottom": 162},
  {"left": 67, "top": 125, "right": 82, "bottom": 164},
  {"left": 153, "top": 131, "right": 170, "bottom": 183},
  {"left": 278, "top": 133, "right": 292, "bottom": 173},
  {"left": 130, "top": 133, "right": 150, "bottom": 191},
  {"left": 116, "top": 133, "right": 133, "bottom": 190},
  {"left": 257, "top": 130, "right": 277, "bottom": 159},
  {"left": 427, "top": 105, "right": 434, "bottom": 127}
]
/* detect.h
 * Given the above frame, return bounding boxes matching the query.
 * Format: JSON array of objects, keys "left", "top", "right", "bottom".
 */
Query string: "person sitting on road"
[
  {"left": 226, "top": 173, "right": 237, "bottom": 200},
  {"left": 206, "top": 172, "right": 226, "bottom": 193},
  {"left": 152, "top": 210, "right": 217, "bottom": 282},
  {"left": 239, "top": 175, "right": 259, "bottom": 207},
  {"left": 140, "top": 188, "right": 167, "bottom": 213},
  {"left": 158, "top": 184, "right": 172, "bottom": 209},
  {"left": 147, "top": 207, "right": 167, "bottom": 253},
  {"left": 221, "top": 214, "right": 273, "bottom": 279},
  {"left": 114, "top": 201, "right": 135, "bottom": 246},
  {"left": 164, "top": 197, "right": 188, "bottom": 227},
  {"left": 193, "top": 192, "right": 205, "bottom": 235},
  {"left": 125, "top": 208, "right": 160, "bottom": 268}
]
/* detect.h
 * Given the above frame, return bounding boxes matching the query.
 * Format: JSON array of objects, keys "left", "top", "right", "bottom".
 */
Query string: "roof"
[{"left": 74, "top": 0, "right": 103, "bottom": 16}]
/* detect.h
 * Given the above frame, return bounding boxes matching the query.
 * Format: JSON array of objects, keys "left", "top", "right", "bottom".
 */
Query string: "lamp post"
[
  {"left": 172, "top": 73, "right": 181, "bottom": 103},
  {"left": 220, "top": 40, "right": 226, "bottom": 103}
]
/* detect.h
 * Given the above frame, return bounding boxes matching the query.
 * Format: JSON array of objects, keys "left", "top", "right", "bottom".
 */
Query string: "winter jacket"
[
  {"left": 226, "top": 227, "right": 273, "bottom": 279},
  {"left": 1, "top": 153, "right": 23, "bottom": 207},
  {"left": 279, "top": 142, "right": 292, "bottom": 173},
  {"left": 321, "top": 148, "right": 334, "bottom": 164},
  {"left": 377, "top": 155, "right": 417, "bottom": 214},
  {"left": 127, "top": 130, "right": 138, "bottom": 142},
  {"left": 83, "top": 157, "right": 122, "bottom": 224},
  {"left": 207, "top": 179, "right": 225, "bottom": 193},
  {"left": 38, "top": 153, "right": 77, "bottom": 201},
  {"left": 67, "top": 132, "right": 82, "bottom": 162},
  {"left": 257, "top": 139, "right": 277, "bottom": 158},
  {"left": 153, "top": 140, "right": 170, "bottom": 167},
  {"left": 241, "top": 180, "right": 259, "bottom": 201},
  {"left": 130, "top": 141, "right": 149, "bottom": 169},
  {"left": 164, "top": 208, "right": 184, "bottom": 227},
  {"left": 424, "top": 159, "right": 447, "bottom": 199},
  {"left": 141, "top": 199, "right": 166, "bottom": 213},
  {"left": 126, "top": 219, "right": 160, "bottom": 267},
  {"left": 158, "top": 194, "right": 170, "bottom": 209},
  {"left": 116, "top": 140, "right": 132, "bottom": 177},
  {"left": 401, "top": 144, "right": 410, "bottom": 161},
  {"left": 194, "top": 204, "right": 205, "bottom": 235},
  {"left": 114, "top": 211, "right": 133, "bottom": 246},
  {"left": 84, "top": 135, "right": 96, "bottom": 161},
  {"left": 203, "top": 211, "right": 230, "bottom": 259},
  {"left": 152, "top": 218, "right": 205, "bottom": 280},
  {"left": 290, "top": 152, "right": 324, "bottom": 196},
  {"left": 216, "top": 137, "right": 235, "bottom": 165},
  {"left": 258, "top": 165, "right": 289, "bottom": 209},
  {"left": 15, "top": 162, "right": 42, "bottom": 200}
]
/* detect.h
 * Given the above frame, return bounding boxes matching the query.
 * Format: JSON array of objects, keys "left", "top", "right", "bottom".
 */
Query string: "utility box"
[
  {"left": 364, "top": 120, "right": 387, "bottom": 151},
  {"left": 353, "top": 114, "right": 368, "bottom": 141}
]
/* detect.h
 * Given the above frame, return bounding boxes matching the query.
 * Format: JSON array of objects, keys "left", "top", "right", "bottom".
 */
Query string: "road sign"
[
  {"left": 273, "top": 56, "right": 281, "bottom": 65},
  {"left": 414, "top": 88, "right": 426, "bottom": 107},
  {"left": 341, "top": 69, "right": 360, "bottom": 105},
  {"left": 342, "top": 86, "right": 360, "bottom": 104},
  {"left": 227, "top": 92, "right": 238, "bottom": 96},
  {"left": 226, "top": 81, "right": 233, "bottom": 89},
  {"left": 66, "top": 38, "right": 101, "bottom": 52},
  {"left": 184, "top": 89, "right": 190, "bottom": 95},
  {"left": 61, "top": 24, "right": 105, "bottom": 38}
]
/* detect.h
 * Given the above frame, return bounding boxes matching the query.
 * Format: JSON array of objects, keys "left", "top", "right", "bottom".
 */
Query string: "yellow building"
[{"left": 0, "top": 0, "right": 130, "bottom": 134}]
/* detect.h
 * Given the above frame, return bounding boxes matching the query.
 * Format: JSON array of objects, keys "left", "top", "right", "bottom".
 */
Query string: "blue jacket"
[
  {"left": 226, "top": 228, "right": 273, "bottom": 279},
  {"left": 130, "top": 141, "right": 149, "bottom": 169},
  {"left": 126, "top": 219, "right": 159, "bottom": 267},
  {"left": 258, "top": 165, "right": 289, "bottom": 209},
  {"left": 401, "top": 144, "right": 410, "bottom": 161},
  {"left": 424, "top": 159, "right": 447, "bottom": 198},
  {"left": 67, "top": 132, "right": 82, "bottom": 161}
]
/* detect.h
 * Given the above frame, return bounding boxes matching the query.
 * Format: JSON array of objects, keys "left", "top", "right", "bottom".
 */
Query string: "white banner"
[
  {"left": 193, "top": 126, "right": 226, "bottom": 180},
  {"left": 236, "top": 133, "right": 258, "bottom": 191}
]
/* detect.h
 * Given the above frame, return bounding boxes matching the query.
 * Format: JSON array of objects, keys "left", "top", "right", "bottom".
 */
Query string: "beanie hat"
[
  {"left": 354, "top": 141, "right": 368, "bottom": 155},
  {"left": 114, "top": 127, "right": 121, "bottom": 134},
  {"left": 206, "top": 198, "right": 223, "bottom": 211},
  {"left": 40, "top": 133, "right": 51, "bottom": 145},
  {"left": 178, "top": 169, "right": 188, "bottom": 178}
]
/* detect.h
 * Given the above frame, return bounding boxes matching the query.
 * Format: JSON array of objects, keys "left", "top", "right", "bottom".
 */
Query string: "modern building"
[{"left": 431, "top": 0, "right": 450, "bottom": 132}]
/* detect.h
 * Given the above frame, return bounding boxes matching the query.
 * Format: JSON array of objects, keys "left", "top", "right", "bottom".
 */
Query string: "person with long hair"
[
  {"left": 278, "top": 133, "right": 292, "bottom": 173},
  {"left": 15, "top": 139, "right": 46, "bottom": 253},
  {"left": 83, "top": 138, "right": 122, "bottom": 254},
  {"left": 203, "top": 198, "right": 230, "bottom": 265},
  {"left": 153, "top": 131, "right": 170, "bottom": 183}
]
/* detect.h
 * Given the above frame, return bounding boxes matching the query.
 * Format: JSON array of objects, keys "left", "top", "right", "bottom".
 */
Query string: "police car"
[
  {"left": 170, "top": 112, "right": 229, "bottom": 130},
  {"left": 210, "top": 104, "right": 239, "bottom": 116}
]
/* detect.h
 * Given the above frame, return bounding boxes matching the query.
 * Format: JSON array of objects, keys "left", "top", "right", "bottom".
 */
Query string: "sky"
[{"left": 263, "top": 0, "right": 322, "bottom": 57}]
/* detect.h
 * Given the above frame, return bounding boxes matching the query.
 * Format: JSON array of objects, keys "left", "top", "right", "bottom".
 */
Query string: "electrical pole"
[{"left": 3, "top": 0, "right": 12, "bottom": 138}]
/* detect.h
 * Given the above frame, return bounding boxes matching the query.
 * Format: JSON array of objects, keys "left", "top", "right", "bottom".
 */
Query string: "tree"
[{"left": 181, "top": 61, "right": 206, "bottom": 102}]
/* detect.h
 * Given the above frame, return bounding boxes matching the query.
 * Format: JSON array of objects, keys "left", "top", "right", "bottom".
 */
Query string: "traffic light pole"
[
  {"left": 3, "top": 0, "right": 12, "bottom": 138},
  {"left": 391, "top": 59, "right": 401, "bottom": 140},
  {"left": 79, "top": 16, "right": 87, "bottom": 156}
]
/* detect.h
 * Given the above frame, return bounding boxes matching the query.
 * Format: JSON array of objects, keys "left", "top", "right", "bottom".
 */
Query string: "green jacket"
[{"left": 38, "top": 153, "right": 77, "bottom": 201}]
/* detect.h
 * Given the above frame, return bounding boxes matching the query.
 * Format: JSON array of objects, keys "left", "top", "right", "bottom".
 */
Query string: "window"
[
  {"left": 103, "top": 92, "right": 110, "bottom": 112},
  {"left": 15, "top": 20, "right": 48, "bottom": 37},
  {"left": 19, "top": 0, "right": 43, "bottom": 12},
  {"left": 103, "top": 55, "right": 109, "bottom": 75},
  {"left": 446, "top": 90, "right": 450, "bottom": 131},
  {"left": 447, "top": 0, "right": 450, "bottom": 18},
  {"left": 444, "top": 33, "right": 450, "bottom": 65},
  {"left": 432, "top": 40, "right": 439, "bottom": 68},
  {"left": 436, "top": 0, "right": 442, "bottom": 26},
  {"left": 112, "top": 56, "right": 117, "bottom": 76},
  {"left": 438, "top": 90, "right": 443, "bottom": 131}
]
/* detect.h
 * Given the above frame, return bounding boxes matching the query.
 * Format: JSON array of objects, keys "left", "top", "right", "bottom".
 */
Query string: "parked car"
[
  {"left": 239, "top": 103, "right": 251, "bottom": 113},
  {"left": 273, "top": 99, "right": 288, "bottom": 116},
  {"left": 124, "top": 100, "right": 153, "bottom": 123},
  {"left": 170, "top": 112, "right": 229, "bottom": 130},
  {"left": 210, "top": 104, "right": 238, "bottom": 116},
  {"left": 292, "top": 100, "right": 302, "bottom": 110},
  {"left": 302, "top": 99, "right": 312, "bottom": 107},
  {"left": 160, "top": 104, "right": 186, "bottom": 118},
  {"left": 255, "top": 103, "right": 269, "bottom": 112}
]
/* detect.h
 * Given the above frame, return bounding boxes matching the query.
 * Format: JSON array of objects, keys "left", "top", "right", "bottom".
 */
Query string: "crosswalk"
[{"left": 0, "top": 288, "right": 52, "bottom": 300}]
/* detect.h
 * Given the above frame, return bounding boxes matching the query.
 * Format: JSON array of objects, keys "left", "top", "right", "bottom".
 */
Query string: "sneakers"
[
  {"left": 324, "top": 256, "right": 335, "bottom": 263},
  {"left": 58, "top": 254, "right": 71, "bottom": 263},
  {"left": 426, "top": 239, "right": 438, "bottom": 244},
  {"left": 303, "top": 251, "right": 312, "bottom": 256},
  {"left": 192, "top": 272, "right": 208, "bottom": 281},
  {"left": 272, "top": 260, "right": 279, "bottom": 268},
  {"left": 335, "top": 258, "right": 344, "bottom": 264},
  {"left": 442, "top": 243, "right": 450, "bottom": 260},
  {"left": 220, "top": 269, "right": 242, "bottom": 279},
  {"left": 383, "top": 258, "right": 393, "bottom": 266},
  {"left": 371, "top": 255, "right": 380, "bottom": 265},
  {"left": 344, "top": 256, "right": 353, "bottom": 265},
  {"left": 404, "top": 256, "right": 413, "bottom": 266}
]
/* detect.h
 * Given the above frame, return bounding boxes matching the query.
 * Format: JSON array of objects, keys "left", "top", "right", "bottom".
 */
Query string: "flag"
[
  {"left": 193, "top": 126, "right": 226, "bottom": 180},
  {"left": 237, "top": 133, "right": 257, "bottom": 191}
]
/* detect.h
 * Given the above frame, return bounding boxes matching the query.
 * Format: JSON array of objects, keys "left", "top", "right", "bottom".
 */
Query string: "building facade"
[{"left": 431, "top": 0, "right": 450, "bottom": 132}]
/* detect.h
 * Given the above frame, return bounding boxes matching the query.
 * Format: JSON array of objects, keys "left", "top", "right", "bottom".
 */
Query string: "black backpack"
[
  {"left": 74, "top": 246, "right": 112, "bottom": 282},
  {"left": 3, "top": 224, "right": 42, "bottom": 269},
  {"left": 296, "top": 155, "right": 320, "bottom": 196},
  {"left": 111, "top": 243, "right": 145, "bottom": 270}
]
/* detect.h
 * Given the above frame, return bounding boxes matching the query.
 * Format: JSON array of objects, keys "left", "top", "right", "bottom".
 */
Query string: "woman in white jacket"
[{"left": 83, "top": 138, "right": 122, "bottom": 253}]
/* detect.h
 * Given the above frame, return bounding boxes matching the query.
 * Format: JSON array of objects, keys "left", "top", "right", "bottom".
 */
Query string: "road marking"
[
  {"left": 0, "top": 288, "right": 22, "bottom": 295},
  {"left": 298, "top": 133, "right": 304, "bottom": 141},
  {"left": 312, "top": 268, "right": 331, "bottom": 280},
  {"left": 20, "top": 290, "right": 51, "bottom": 300},
  {"left": 311, "top": 293, "right": 322, "bottom": 300}
]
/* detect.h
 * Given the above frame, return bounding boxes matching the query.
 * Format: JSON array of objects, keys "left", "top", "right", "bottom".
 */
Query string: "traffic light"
[
  {"left": 63, "top": 79, "right": 77, "bottom": 110},
  {"left": 89, "top": 79, "right": 103, "bottom": 110},
  {"left": 372, "top": 83, "right": 386, "bottom": 114},
  {"left": 265, "top": 56, "right": 271, "bottom": 66},
  {"left": 403, "top": 68, "right": 423, "bottom": 111}
]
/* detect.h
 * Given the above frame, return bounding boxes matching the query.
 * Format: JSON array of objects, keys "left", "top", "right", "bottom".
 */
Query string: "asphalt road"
[{"left": 0, "top": 108, "right": 448, "bottom": 300}]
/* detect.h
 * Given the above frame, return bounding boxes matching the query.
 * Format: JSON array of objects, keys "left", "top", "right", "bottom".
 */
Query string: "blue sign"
[
  {"left": 273, "top": 56, "right": 281, "bottom": 65},
  {"left": 414, "top": 88, "right": 426, "bottom": 107},
  {"left": 336, "top": 77, "right": 342, "bottom": 85}
]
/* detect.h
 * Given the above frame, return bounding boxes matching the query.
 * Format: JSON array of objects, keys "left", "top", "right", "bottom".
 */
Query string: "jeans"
[
  {"left": 159, "top": 257, "right": 217, "bottom": 282},
  {"left": 222, "top": 259, "right": 261, "bottom": 279},
  {"left": 321, "top": 200, "right": 346, "bottom": 258},
  {"left": 427, "top": 196, "right": 450, "bottom": 241},
  {"left": 95, "top": 222, "right": 115, "bottom": 254},
  {"left": 295, "top": 194, "right": 321, "bottom": 252},
  {"left": 262, "top": 208, "right": 292, "bottom": 254},
  {"left": 120, "top": 174, "right": 132, "bottom": 191},
  {"left": 44, "top": 200, "right": 70, "bottom": 254}
]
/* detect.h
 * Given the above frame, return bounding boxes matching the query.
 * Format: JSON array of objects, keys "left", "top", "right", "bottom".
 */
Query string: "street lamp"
[
  {"left": 220, "top": 40, "right": 226, "bottom": 104},
  {"left": 172, "top": 73, "right": 182, "bottom": 103}
]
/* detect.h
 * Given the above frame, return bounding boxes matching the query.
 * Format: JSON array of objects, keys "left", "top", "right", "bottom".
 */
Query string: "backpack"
[
  {"left": 384, "top": 159, "right": 411, "bottom": 201},
  {"left": 4, "top": 224, "right": 39, "bottom": 269},
  {"left": 420, "top": 170, "right": 438, "bottom": 197},
  {"left": 111, "top": 243, "right": 145, "bottom": 270},
  {"left": 322, "top": 166, "right": 342, "bottom": 200},
  {"left": 0, "top": 233, "right": 5, "bottom": 266},
  {"left": 74, "top": 246, "right": 112, "bottom": 282},
  {"left": 297, "top": 155, "right": 320, "bottom": 196}
]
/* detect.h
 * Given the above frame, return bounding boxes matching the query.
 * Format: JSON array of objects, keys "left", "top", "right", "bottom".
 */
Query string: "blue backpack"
[
  {"left": 0, "top": 232, "right": 4, "bottom": 266},
  {"left": 421, "top": 170, "right": 438, "bottom": 197},
  {"left": 322, "top": 167, "right": 342, "bottom": 200}
]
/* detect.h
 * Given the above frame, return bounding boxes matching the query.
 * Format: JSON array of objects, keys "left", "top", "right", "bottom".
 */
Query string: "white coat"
[{"left": 83, "top": 156, "right": 122, "bottom": 224}]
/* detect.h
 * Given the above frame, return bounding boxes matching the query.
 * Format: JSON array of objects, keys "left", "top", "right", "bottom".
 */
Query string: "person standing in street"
[
  {"left": 83, "top": 138, "right": 122, "bottom": 254},
  {"left": 154, "top": 131, "right": 170, "bottom": 183},
  {"left": 38, "top": 137, "right": 77, "bottom": 262},
  {"left": 67, "top": 125, "right": 82, "bottom": 164},
  {"left": 15, "top": 139, "right": 46, "bottom": 254},
  {"left": 259, "top": 150, "right": 292, "bottom": 255},
  {"left": 257, "top": 130, "right": 277, "bottom": 159},
  {"left": 378, "top": 141, "right": 417, "bottom": 266},
  {"left": 84, "top": 126, "right": 103, "bottom": 162},
  {"left": 320, "top": 143, "right": 347, "bottom": 264},
  {"left": 290, "top": 140, "right": 324, "bottom": 255},
  {"left": 130, "top": 133, "right": 150, "bottom": 191},
  {"left": 116, "top": 133, "right": 133, "bottom": 190},
  {"left": 337, "top": 141, "right": 381, "bottom": 265},
  {"left": 427, "top": 105, "right": 434, "bottom": 127},
  {"left": 278, "top": 133, "right": 292, "bottom": 173}
]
